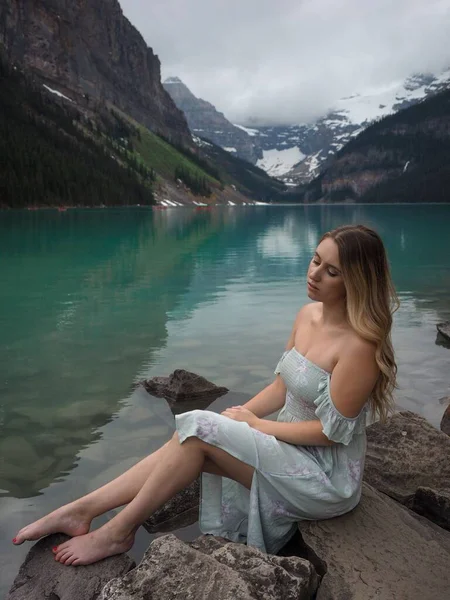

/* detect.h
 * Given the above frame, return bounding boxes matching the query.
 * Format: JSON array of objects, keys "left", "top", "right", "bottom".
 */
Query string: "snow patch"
[
  {"left": 233, "top": 124, "right": 260, "bottom": 136},
  {"left": 192, "top": 135, "right": 213, "bottom": 148},
  {"left": 256, "top": 147, "right": 305, "bottom": 178},
  {"left": 43, "top": 84, "right": 74, "bottom": 103}
]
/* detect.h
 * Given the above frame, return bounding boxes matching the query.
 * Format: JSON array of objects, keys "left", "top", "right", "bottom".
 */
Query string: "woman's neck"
[{"left": 320, "top": 300, "right": 348, "bottom": 328}]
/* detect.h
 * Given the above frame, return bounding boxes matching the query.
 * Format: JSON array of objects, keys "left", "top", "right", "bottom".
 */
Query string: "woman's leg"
[
  {"left": 13, "top": 434, "right": 245, "bottom": 545},
  {"left": 13, "top": 441, "right": 174, "bottom": 544},
  {"left": 53, "top": 433, "right": 254, "bottom": 566}
]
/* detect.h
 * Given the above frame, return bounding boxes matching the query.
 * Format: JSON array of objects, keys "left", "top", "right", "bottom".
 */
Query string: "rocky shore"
[{"left": 7, "top": 371, "right": 450, "bottom": 600}]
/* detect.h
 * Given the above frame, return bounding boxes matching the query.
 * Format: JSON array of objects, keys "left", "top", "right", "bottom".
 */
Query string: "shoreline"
[{"left": 1, "top": 201, "right": 450, "bottom": 211}]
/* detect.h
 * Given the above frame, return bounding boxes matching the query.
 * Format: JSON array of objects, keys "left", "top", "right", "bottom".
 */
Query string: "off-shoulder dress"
[{"left": 175, "top": 347, "right": 368, "bottom": 554}]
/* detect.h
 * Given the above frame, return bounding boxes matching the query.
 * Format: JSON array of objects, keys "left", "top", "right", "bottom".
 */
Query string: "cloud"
[{"left": 120, "top": 0, "right": 450, "bottom": 125}]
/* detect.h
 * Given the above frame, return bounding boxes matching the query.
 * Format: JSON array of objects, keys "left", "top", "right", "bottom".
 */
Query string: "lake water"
[{"left": 1, "top": 204, "right": 449, "bottom": 594}]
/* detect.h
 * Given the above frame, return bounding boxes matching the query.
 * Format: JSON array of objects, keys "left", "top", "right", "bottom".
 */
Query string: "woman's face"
[{"left": 307, "top": 238, "right": 346, "bottom": 303}]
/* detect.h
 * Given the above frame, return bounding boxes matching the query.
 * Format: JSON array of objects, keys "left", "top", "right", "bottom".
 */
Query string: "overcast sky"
[{"left": 120, "top": 0, "right": 450, "bottom": 126}]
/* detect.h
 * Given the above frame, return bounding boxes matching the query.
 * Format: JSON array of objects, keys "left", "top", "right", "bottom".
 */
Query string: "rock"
[
  {"left": 364, "top": 410, "right": 450, "bottom": 529},
  {"left": 441, "top": 403, "right": 450, "bottom": 436},
  {"left": 138, "top": 369, "right": 228, "bottom": 403},
  {"left": 298, "top": 483, "right": 450, "bottom": 600},
  {"left": 436, "top": 321, "right": 450, "bottom": 342},
  {"left": 143, "top": 479, "right": 200, "bottom": 533},
  {"left": 408, "top": 487, "right": 450, "bottom": 531},
  {"left": 101, "top": 534, "right": 318, "bottom": 600},
  {"left": 7, "top": 533, "right": 135, "bottom": 600}
]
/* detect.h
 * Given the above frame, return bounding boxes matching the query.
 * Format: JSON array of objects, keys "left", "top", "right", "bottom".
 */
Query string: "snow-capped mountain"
[{"left": 244, "top": 69, "right": 450, "bottom": 185}]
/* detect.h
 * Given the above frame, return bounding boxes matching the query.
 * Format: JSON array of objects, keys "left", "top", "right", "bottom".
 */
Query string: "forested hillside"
[
  {"left": 0, "top": 50, "right": 286, "bottom": 208},
  {"left": 194, "top": 137, "right": 287, "bottom": 202},
  {"left": 0, "top": 55, "right": 156, "bottom": 208}
]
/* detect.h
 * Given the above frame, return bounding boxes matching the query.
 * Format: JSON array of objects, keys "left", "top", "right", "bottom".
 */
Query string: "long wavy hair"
[{"left": 321, "top": 224, "right": 399, "bottom": 422}]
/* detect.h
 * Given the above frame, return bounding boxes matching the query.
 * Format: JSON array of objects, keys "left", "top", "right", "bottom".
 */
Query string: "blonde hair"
[{"left": 321, "top": 224, "right": 399, "bottom": 422}]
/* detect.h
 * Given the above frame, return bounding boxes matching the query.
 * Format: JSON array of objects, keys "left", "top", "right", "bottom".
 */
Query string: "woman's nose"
[{"left": 310, "top": 268, "right": 321, "bottom": 281}]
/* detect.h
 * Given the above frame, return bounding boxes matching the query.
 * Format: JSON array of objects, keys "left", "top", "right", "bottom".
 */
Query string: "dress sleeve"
[
  {"left": 314, "top": 375, "right": 367, "bottom": 445},
  {"left": 274, "top": 350, "right": 289, "bottom": 375}
]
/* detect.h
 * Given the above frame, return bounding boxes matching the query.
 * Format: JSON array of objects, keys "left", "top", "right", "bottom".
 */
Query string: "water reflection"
[{"left": 0, "top": 209, "right": 227, "bottom": 497}]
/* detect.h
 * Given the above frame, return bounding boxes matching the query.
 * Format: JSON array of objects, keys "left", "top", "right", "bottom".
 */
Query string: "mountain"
[
  {"left": 191, "top": 134, "right": 286, "bottom": 202},
  {"left": 0, "top": 50, "right": 276, "bottom": 208},
  {"left": 0, "top": 1, "right": 288, "bottom": 207},
  {"left": 244, "top": 69, "right": 450, "bottom": 184},
  {"left": 299, "top": 85, "right": 450, "bottom": 204},
  {"left": 163, "top": 77, "right": 262, "bottom": 164},
  {"left": 0, "top": 0, "right": 191, "bottom": 145},
  {"left": 0, "top": 50, "right": 285, "bottom": 208}
]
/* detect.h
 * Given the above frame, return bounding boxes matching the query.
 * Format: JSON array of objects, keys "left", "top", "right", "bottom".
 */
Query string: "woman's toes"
[
  {"left": 55, "top": 540, "right": 70, "bottom": 553},
  {"left": 13, "top": 531, "right": 25, "bottom": 544},
  {"left": 55, "top": 548, "right": 69, "bottom": 562},
  {"left": 59, "top": 551, "right": 73, "bottom": 564},
  {"left": 65, "top": 555, "right": 77, "bottom": 566}
]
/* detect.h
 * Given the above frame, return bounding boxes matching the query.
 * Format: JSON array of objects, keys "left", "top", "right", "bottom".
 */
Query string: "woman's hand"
[{"left": 221, "top": 406, "right": 259, "bottom": 427}]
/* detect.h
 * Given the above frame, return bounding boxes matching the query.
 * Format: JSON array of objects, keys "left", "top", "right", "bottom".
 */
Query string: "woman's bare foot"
[
  {"left": 13, "top": 502, "right": 92, "bottom": 545},
  {"left": 53, "top": 523, "right": 134, "bottom": 566}
]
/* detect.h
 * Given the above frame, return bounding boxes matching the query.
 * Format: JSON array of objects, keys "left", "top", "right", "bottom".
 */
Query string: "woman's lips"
[{"left": 307, "top": 281, "right": 319, "bottom": 291}]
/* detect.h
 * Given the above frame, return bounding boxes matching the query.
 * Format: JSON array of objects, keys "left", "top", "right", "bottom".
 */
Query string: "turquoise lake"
[{"left": 1, "top": 204, "right": 449, "bottom": 593}]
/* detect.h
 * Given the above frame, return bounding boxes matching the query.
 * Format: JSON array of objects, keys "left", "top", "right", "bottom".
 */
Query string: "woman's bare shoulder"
[
  {"left": 339, "top": 329, "right": 377, "bottom": 363},
  {"left": 295, "top": 302, "right": 322, "bottom": 326}
]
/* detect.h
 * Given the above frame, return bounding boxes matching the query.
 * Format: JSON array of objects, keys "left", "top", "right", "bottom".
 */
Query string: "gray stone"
[
  {"left": 137, "top": 369, "right": 228, "bottom": 403},
  {"left": 436, "top": 321, "right": 450, "bottom": 341},
  {"left": 143, "top": 479, "right": 200, "bottom": 534},
  {"left": 441, "top": 403, "right": 450, "bottom": 436},
  {"left": 298, "top": 483, "right": 450, "bottom": 600},
  {"left": 436, "top": 321, "right": 450, "bottom": 348},
  {"left": 101, "top": 533, "right": 318, "bottom": 600},
  {"left": 365, "top": 410, "right": 450, "bottom": 529},
  {"left": 407, "top": 486, "right": 450, "bottom": 530},
  {"left": 7, "top": 533, "right": 135, "bottom": 600}
]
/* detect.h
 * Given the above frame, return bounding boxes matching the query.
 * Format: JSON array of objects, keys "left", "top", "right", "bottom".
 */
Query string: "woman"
[{"left": 13, "top": 224, "right": 399, "bottom": 565}]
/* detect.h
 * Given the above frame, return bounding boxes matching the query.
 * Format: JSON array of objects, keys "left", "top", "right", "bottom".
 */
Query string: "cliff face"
[
  {"left": 164, "top": 77, "right": 262, "bottom": 164},
  {"left": 0, "top": 0, "right": 191, "bottom": 144}
]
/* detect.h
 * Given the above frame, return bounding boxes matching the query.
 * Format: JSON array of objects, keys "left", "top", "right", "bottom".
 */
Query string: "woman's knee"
[{"left": 171, "top": 430, "right": 204, "bottom": 449}]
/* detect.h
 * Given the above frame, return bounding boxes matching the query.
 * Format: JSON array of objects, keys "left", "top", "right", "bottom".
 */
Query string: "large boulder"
[
  {"left": 298, "top": 483, "right": 450, "bottom": 600},
  {"left": 138, "top": 369, "right": 228, "bottom": 413},
  {"left": 100, "top": 534, "right": 318, "bottom": 600},
  {"left": 408, "top": 486, "right": 450, "bottom": 531},
  {"left": 7, "top": 533, "right": 135, "bottom": 600},
  {"left": 441, "top": 403, "right": 450, "bottom": 436},
  {"left": 364, "top": 410, "right": 450, "bottom": 529},
  {"left": 143, "top": 479, "right": 200, "bottom": 533}
]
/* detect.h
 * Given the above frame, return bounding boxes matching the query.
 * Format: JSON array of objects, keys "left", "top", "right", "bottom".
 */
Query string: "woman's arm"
[
  {"left": 240, "top": 378, "right": 287, "bottom": 418},
  {"left": 256, "top": 418, "right": 335, "bottom": 445},
  {"left": 223, "top": 338, "right": 379, "bottom": 446}
]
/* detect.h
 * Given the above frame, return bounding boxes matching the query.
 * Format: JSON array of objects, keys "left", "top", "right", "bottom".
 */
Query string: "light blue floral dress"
[{"left": 175, "top": 347, "right": 368, "bottom": 554}]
